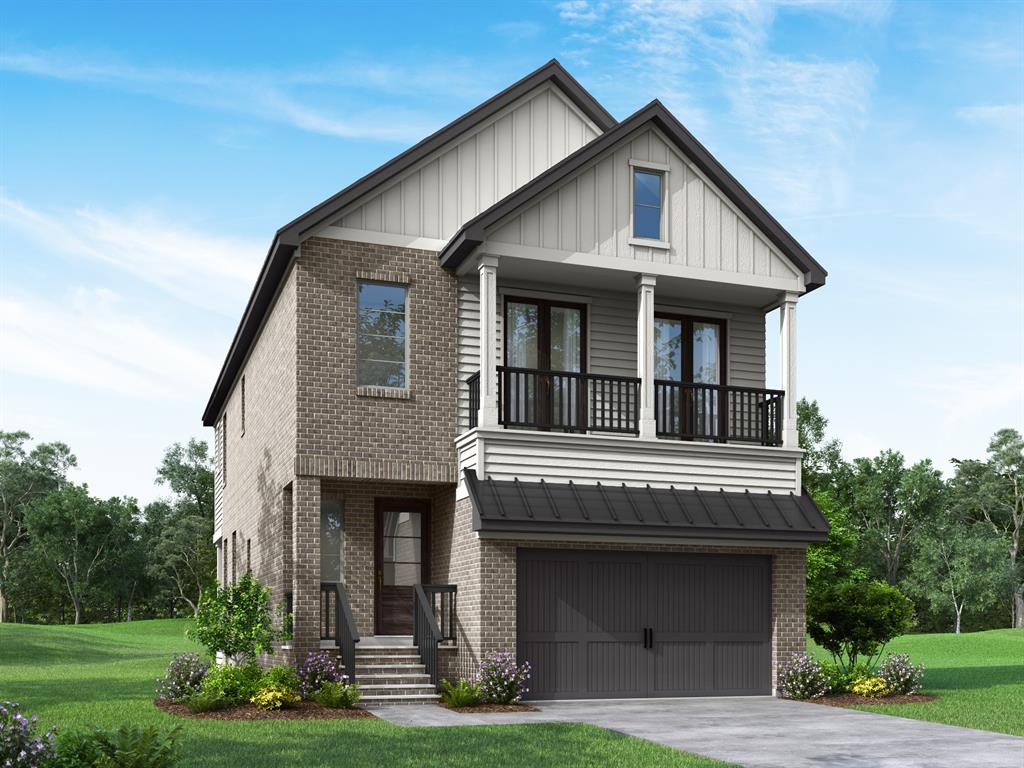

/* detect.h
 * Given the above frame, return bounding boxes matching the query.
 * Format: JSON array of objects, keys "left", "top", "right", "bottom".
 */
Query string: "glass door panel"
[
  {"left": 550, "top": 306, "right": 582, "bottom": 429},
  {"left": 375, "top": 501, "right": 428, "bottom": 635}
]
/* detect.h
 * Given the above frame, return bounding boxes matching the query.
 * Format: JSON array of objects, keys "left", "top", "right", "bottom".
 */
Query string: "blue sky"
[{"left": 1, "top": 0, "right": 1021, "bottom": 502}]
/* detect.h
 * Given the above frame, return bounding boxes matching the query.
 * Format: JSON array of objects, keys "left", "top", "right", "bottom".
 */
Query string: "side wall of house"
[{"left": 214, "top": 264, "right": 298, "bottom": 621}]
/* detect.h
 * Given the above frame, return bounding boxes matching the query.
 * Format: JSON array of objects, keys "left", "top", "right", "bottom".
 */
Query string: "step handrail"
[
  {"left": 322, "top": 581, "right": 360, "bottom": 684},
  {"left": 413, "top": 584, "right": 456, "bottom": 686}
]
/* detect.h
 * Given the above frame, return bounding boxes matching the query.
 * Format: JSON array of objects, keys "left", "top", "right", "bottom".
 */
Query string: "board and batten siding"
[
  {"left": 330, "top": 85, "right": 602, "bottom": 243},
  {"left": 487, "top": 128, "right": 801, "bottom": 282},
  {"left": 457, "top": 278, "right": 766, "bottom": 430},
  {"left": 456, "top": 430, "right": 801, "bottom": 498}
]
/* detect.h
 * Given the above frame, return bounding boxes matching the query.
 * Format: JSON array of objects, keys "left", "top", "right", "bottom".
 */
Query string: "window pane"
[
  {"left": 550, "top": 307, "right": 581, "bottom": 373},
  {"left": 507, "top": 302, "right": 539, "bottom": 368},
  {"left": 357, "top": 308, "right": 406, "bottom": 340},
  {"left": 692, "top": 322, "right": 720, "bottom": 384},
  {"left": 383, "top": 562, "right": 422, "bottom": 586},
  {"left": 358, "top": 283, "right": 406, "bottom": 313},
  {"left": 357, "top": 333, "right": 406, "bottom": 363},
  {"left": 654, "top": 318, "right": 682, "bottom": 380},
  {"left": 634, "top": 171, "right": 661, "bottom": 207},
  {"left": 634, "top": 205, "right": 661, "bottom": 240},
  {"left": 319, "top": 500, "right": 345, "bottom": 584},
  {"left": 383, "top": 511, "right": 422, "bottom": 538},
  {"left": 383, "top": 537, "right": 422, "bottom": 563},
  {"left": 357, "top": 360, "right": 406, "bottom": 388}
]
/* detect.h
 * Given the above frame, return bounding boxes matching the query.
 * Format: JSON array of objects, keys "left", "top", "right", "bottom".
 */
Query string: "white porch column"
[
  {"left": 477, "top": 254, "right": 500, "bottom": 428},
  {"left": 636, "top": 273, "right": 657, "bottom": 438},
  {"left": 779, "top": 291, "right": 799, "bottom": 448}
]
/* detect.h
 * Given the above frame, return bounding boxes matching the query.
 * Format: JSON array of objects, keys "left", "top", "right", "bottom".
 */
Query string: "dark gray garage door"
[{"left": 517, "top": 549, "right": 771, "bottom": 699}]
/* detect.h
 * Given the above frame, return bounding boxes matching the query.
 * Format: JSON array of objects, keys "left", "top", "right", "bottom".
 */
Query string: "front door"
[
  {"left": 504, "top": 296, "right": 586, "bottom": 430},
  {"left": 374, "top": 498, "right": 429, "bottom": 635}
]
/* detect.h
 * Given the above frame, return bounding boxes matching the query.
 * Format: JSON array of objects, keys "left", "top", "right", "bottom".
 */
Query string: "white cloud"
[
  {"left": 956, "top": 103, "right": 1024, "bottom": 132},
  {"left": 557, "top": 1, "right": 608, "bottom": 24},
  {"left": 0, "top": 192, "right": 263, "bottom": 314},
  {"left": 0, "top": 288, "right": 218, "bottom": 401}
]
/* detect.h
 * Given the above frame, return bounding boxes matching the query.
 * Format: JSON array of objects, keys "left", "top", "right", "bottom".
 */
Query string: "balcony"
[{"left": 467, "top": 368, "right": 784, "bottom": 447}]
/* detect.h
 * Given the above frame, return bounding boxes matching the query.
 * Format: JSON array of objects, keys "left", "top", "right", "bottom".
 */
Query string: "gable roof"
[
  {"left": 202, "top": 60, "right": 615, "bottom": 427},
  {"left": 438, "top": 100, "right": 828, "bottom": 292}
]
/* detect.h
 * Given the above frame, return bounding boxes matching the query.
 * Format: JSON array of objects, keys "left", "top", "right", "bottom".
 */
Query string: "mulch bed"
[
  {"left": 155, "top": 699, "right": 375, "bottom": 721},
  {"left": 440, "top": 703, "right": 541, "bottom": 713},
  {"left": 809, "top": 693, "right": 937, "bottom": 708}
]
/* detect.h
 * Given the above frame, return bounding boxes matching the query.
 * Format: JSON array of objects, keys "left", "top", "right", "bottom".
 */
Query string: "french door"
[
  {"left": 375, "top": 498, "right": 429, "bottom": 635},
  {"left": 503, "top": 297, "right": 586, "bottom": 430},
  {"left": 654, "top": 315, "right": 726, "bottom": 439}
]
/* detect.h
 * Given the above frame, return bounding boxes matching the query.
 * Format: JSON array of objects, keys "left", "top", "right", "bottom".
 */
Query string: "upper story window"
[
  {"left": 357, "top": 281, "right": 408, "bottom": 388},
  {"left": 633, "top": 169, "right": 663, "bottom": 240}
]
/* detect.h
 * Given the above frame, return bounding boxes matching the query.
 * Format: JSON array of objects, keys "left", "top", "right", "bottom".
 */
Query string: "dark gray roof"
[
  {"left": 202, "top": 60, "right": 616, "bottom": 427},
  {"left": 439, "top": 100, "right": 828, "bottom": 293},
  {"left": 463, "top": 469, "right": 829, "bottom": 543}
]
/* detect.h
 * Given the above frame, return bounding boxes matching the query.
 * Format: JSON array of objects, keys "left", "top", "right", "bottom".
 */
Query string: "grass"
[
  {"left": 809, "top": 628, "right": 1024, "bottom": 736},
  {"left": 0, "top": 619, "right": 729, "bottom": 768}
]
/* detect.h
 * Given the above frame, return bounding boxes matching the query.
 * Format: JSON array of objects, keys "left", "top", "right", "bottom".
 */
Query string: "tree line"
[
  {"left": 0, "top": 432, "right": 215, "bottom": 624},
  {"left": 2, "top": 406, "right": 1022, "bottom": 632},
  {"left": 800, "top": 401, "right": 1023, "bottom": 632}
]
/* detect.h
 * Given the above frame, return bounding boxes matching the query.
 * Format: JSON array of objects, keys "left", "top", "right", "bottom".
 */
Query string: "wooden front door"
[{"left": 374, "top": 498, "right": 429, "bottom": 635}]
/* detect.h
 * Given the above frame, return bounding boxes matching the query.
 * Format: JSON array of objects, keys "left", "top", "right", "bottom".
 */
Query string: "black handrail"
[
  {"left": 320, "top": 582, "right": 360, "bottom": 684},
  {"left": 654, "top": 381, "right": 785, "bottom": 446},
  {"left": 413, "top": 584, "right": 457, "bottom": 686},
  {"left": 467, "top": 373, "right": 480, "bottom": 429},
  {"left": 498, "top": 366, "right": 639, "bottom": 434}
]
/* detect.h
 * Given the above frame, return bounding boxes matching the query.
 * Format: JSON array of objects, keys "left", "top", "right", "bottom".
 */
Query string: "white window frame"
[
  {"left": 355, "top": 279, "right": 411, "bottom": 392},
  {"left": 628, "top": 159, "right": 671, "bottom": 250}
]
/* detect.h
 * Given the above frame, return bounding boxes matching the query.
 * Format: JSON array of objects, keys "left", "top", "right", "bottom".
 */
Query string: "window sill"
[
  {"left": 356, "top": 386, "right": 411, "bottom": 400},
  {"left": 629, "top": 237, "right": 671, "bottom": 250}
]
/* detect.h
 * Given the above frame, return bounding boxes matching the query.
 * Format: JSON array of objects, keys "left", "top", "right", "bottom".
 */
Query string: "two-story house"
[{"left": 202, "top": 60, "right": 829, "bottom": 704}]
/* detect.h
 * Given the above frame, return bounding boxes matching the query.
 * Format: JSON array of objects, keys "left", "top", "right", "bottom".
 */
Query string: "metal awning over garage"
[{"left": 463, "top": 469, "right": 829, "bottom": 543}]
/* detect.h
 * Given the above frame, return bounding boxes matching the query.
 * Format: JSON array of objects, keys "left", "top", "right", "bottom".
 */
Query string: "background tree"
[
  {"left": 906, "top": 519, "right": 1011, "bottom": 633},
  {"left": 952, "top": 428, "right": 1024, "bottom": 627},
  {"left": 0, "top": 431, "right": 76, "bottom": 622},
  {"left": 25, "top": 484, "right": 120, "bottom": 624},
  {"left": 98, "top": 498, "right": 148, "bottom": 621}
]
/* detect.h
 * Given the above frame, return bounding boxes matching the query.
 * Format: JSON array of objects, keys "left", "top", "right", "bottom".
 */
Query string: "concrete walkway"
[{"left": 371, "top": 697, "right": 1024, "bottom": 768}]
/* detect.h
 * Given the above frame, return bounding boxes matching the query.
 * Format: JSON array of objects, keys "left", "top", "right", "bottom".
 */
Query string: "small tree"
[
  {"left": 188, "top": 571, "right": 278, "bottom": 663},
  {"left": 807, "top": 580, "right": 915, "bottom": 672}
]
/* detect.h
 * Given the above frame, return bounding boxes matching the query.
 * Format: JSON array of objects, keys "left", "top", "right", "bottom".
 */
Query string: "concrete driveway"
[{"left": 372, "top": 696, "right": 1024, "bottom": 768}]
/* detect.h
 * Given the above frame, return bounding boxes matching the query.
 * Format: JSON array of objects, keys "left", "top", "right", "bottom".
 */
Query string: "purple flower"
[
  {"left": 0, "top": 701, "right": 55, "bottom": 768},
  {"left": 298, "top": 651, "right": 343, "bottom": 698}
]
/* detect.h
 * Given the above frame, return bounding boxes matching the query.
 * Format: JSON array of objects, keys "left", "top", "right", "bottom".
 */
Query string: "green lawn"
[
  {"left": 810, "top": 629, "right": 1024, "bottom": 736},
  {"left": 0, "top": 619, "right": 728, "bottom": 768}
]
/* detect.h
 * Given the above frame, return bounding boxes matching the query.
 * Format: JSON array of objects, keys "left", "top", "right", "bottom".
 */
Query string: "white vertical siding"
[
  {"left": 332, "top": 85, "right": 603, "bottom": 241},
  {"left": 488, "top": 128, "right": 800, "bottom": 283}
]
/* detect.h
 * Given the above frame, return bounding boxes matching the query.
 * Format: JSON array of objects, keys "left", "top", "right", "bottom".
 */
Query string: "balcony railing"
[
  {"left": 498, "top": 366, "right": 639, "bottom": 434},
  {"left": 467, "top": 372, "right": 480, "bottom": 429},
  {"left": 655, "top": 381, "right": 784, "bottom": 446}
]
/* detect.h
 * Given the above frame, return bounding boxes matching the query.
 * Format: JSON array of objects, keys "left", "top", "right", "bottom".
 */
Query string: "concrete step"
[
  {"left": 356, "top": 655, "right": 423, "bottom": 665},
  {"left": 358, "top": 665, "right": 427, "bottom": 677},
  {"left": 361, "top": 692, "right": 440, "bottom": 706},
  {"left": 357, "top": 673, "right": 431, "bottom": 686},
  {"left": 356, "top": 646, "right": 420, "bottom": 656},
  {"left": 359, "top": 684, "right": 437, "bottom": 696}
]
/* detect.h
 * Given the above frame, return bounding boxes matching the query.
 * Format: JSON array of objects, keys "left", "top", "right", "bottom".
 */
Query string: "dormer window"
[{"left": 633, "top": 169, "right": 663, "bottom": 240}]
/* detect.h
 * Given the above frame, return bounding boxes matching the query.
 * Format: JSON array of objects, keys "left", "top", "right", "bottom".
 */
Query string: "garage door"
[{"left": 517, "top": 549, "right": 771, "bottom": 699}]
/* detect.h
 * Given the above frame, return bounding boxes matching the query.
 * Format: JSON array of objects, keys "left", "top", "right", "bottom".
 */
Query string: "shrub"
[
  {"left": 878, "top": 653, "right": 925, "bottom": 695},
  {"left": 298, "top": 651, "right": 343, "bottom": 698},
  {"left": 819, "top": 660, "right": 872, "bottom": 694},
  {"left": 260, "top": 665, "right": 301, "bottom": 696},
  {"left": 188, "top": 572, "right": 283, "bottom": 663},
  {"left": 185, "top": 689, "right": 230, "bottom": 714},
  {"left": 439, "top": 678, "right": 482, "bottom": 708},
  {"left": 156, "top": 653, "right": 208, "bottom": 703},
  {"left": 851, "top": 676, "right": 891, "bottom": 698},
  {"left": 200, "top": 662, "right": 263, "bottom": 705},
  {"left": 314, "top": 681, "right": 362, "bottom": 709},
  {"left": 54, "top": 725, "right": 180, "bottom": 768},
  {"left": 777, "top": 653, "right": 828, "bottom": 700},
  {"left": 807, "top": 580, "right": 915, "bottom": 672},
  {"left": 0, "top": 701, "right": 56, "bottom": 768},
  {"left": 251, "top": 686, "right": 301, "bottom": 711},
  {"left": 476, "top": 652, "right": 531, "bottom": 704}
]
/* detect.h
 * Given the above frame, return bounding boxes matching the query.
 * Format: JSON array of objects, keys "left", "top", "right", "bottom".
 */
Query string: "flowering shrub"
[
  {"left": 298, "top": 651, "right": 343, "bottom": 698},
  {"left": 0, "top": 701, "right": 55, "bottom": 768},
  {"left": 851, "top": 676, "right": 891, "bottom": 698},
  {"left": 878, "top": 653, "right": 925, "bottom": 695},
  {"left": 199, "top": 662, "right": 263, "bottom": 705},
  {"left": 251, "top": 686, "right": 300, "bottom": 711},
  {"left": 156, "top": 653, "right": 208, "bottom": 703},
  {"left": 476, "top": 652, "right": 531, "bottom": 704},
  {"left": 778, "top": 653, "right": 828, "bottom": 700},
  {"left": 260, "top": 665, "right": 301, "bottom": 696},
  {"left": 819, "top": 660, "right": 871, "bottom": 694}
]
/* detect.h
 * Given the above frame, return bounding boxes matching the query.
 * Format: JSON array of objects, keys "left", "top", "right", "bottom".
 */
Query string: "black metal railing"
[
  {"left": 498, "top": 366, "right": 639, "bottom": 434},
  {"left": 467, "top": 372, "right": 480, "bottom": 429},
  {"left": 320, "top": 582, "right": 360, "bottom": 683},
  {"left": 413, "top": 584, "right": 457, "bottom": 685},
  {"left": 654, "top": 381, "right": 784, "bottom": 446}
]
